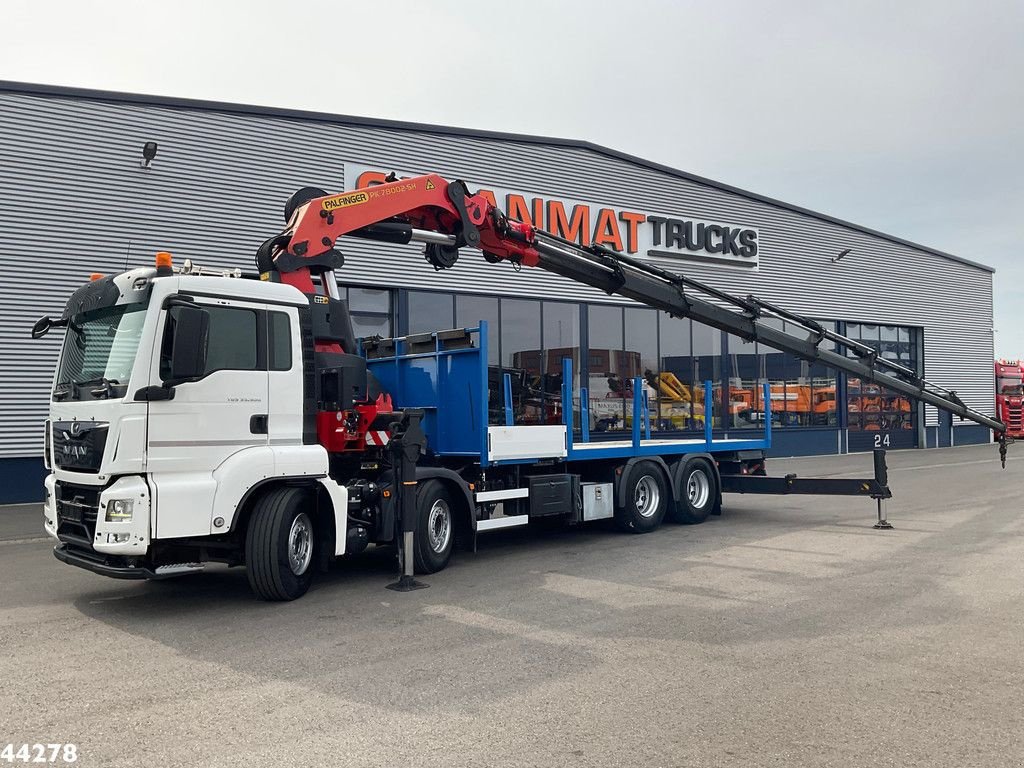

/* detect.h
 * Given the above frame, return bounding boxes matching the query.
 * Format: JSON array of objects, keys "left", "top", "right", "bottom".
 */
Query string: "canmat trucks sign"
[{"left": 346, "top": 163, "right": 759, "bottom": 270}]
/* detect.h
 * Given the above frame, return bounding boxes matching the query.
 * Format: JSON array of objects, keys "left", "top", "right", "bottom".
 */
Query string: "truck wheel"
[
  {"left": 669, "top": 459, "right": 717, "bottom": 524},
  {"left": 245, "top": 486, "right": 316, "bottom": 601},
  {"left": 414, "top": 480, "right": 455, "bottom": 574},
  {"left": 614, "top": 461, "right": 668, "bottom": 533}
]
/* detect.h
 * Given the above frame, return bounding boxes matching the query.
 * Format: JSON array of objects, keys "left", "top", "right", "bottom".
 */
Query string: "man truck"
[{"left": 32, "top": 173, "right": 1009, "bottom": 600}]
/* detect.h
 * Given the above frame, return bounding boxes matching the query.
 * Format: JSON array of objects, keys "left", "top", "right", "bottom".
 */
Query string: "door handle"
[{"left": 250, "top": 414, "right": 269, "bottom": 434}]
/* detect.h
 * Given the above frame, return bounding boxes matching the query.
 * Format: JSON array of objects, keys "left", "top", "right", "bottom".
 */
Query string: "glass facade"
[{"left": 389, "top": 286, "right": 931, "bottom": 447}]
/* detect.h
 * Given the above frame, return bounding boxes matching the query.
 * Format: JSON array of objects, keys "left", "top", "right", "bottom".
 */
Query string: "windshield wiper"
[
  {"left": 53, "top": 382, "right": 73, "bottom": 401},
  {"left": 72, "top": 377, "right": 123, "bottom": 399}
]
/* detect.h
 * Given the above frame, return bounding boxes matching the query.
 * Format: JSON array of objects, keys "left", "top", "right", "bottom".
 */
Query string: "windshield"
[
  {"left": 55, "top": 304, "right": 147, "bottom": 400},
  {"left": 998, "top": 377, "right": 1023, "bottom": 396}
]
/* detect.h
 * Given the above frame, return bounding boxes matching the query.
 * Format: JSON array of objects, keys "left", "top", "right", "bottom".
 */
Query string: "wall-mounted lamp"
[
  {"left": 831, "top": 248, "right": 852, "bottom": 263},
  {"left": 140, "top": 141, "right": 158, "bottom": 169}
]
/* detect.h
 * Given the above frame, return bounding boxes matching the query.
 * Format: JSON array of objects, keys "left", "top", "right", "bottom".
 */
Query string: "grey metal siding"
[{"left": 0, "top": 90, "right": 995, "bottom": 457}]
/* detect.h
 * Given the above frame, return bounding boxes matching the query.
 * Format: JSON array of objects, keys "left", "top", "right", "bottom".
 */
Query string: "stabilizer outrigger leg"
[
  {"left": 871, "top": 448, "right": 894, "bottom": 530},
  {"left": 386, "top": 411, "right": 430, "bottom": 592}
]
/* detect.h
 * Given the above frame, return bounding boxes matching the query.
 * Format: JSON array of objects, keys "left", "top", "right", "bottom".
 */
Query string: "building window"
[
  {"left": 541, "top": 301, "right": 581, "bottom": 427},
  {"left": 407, "top": 290, "right": 453, "bottom": 334},
  {"left": 456, "top": 295, "right": 499, "bottom": 365},
  {"left": 336, "top": 283, "right": 393, "bottom": 342},
  {"left": 625, "top": 307, "right": 659, "bottom": 430},
  {"left": 726, "top": 331, "right": 758, "bottom": 429},
  {"left": 501, "top": 298, "right": 543, "bottom": 425},
  {"left": 726, "top": 320, "right": 838, "bottom": 429},
  {"left": 692, "top": 320, "right": 723, "bottom": 429},
  {"left": 845, "top": 322, "right": 919, "bottom": 441},
  {"left": 587, "top": 305, "right": 626, "bottom": 431},
  {"left": 657, "top": 314, "right": 696, "bottom": 430}
]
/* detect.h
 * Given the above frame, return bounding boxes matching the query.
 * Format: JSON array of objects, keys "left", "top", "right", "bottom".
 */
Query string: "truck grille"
[
  {"left": 51, "top": 421, "right": 108, "bottom": 473},
  {"left": 1007, "top": 405, "right": 1022, "bottom": 428},
  {"left": 55, "top": 481, "right": 101, "bottom": 547}
]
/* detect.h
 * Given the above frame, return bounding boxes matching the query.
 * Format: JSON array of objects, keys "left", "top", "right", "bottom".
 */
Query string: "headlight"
[{"left": 105, "top": 498, "right": 134, "bottom": 522}]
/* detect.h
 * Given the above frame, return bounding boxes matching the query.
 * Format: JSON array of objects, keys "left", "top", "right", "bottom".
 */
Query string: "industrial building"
[{"left": 0, "top": 81, "right": 996, "bottom": 503}]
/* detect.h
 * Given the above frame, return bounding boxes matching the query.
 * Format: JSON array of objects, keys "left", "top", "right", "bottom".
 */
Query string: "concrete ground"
[{"left": 1, "top": 444, "right": 1022, "bottom": 768}]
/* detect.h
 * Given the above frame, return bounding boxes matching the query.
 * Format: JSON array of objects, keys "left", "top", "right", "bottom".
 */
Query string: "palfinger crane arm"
[{"left": 258, "top": 173, "right": 1011, "bottom": 464}]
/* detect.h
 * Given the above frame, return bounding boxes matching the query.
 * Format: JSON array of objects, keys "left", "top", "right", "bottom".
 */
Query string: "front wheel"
[{"left": 245, "top": 486, "right": 316, "bottom": 601}]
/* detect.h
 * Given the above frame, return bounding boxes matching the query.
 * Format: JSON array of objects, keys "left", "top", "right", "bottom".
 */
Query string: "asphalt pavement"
[{"left": 1, "top": 444, "right": 1022, "bottom": 767}]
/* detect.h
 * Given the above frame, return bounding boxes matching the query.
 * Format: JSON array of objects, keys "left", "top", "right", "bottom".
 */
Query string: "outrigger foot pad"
[
  {"left": 873, "top": 519, "right": 894, "bottom": 530},
  {"left": 386, "top": 575, "right": 430, "bottom": 592}
]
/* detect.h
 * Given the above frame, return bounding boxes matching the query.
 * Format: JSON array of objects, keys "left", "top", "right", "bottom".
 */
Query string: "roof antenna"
[{"left": 124, "top": 240, "right": 132, "bottom": 271}]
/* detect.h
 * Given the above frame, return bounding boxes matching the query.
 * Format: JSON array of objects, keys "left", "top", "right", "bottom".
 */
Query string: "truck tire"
[
  {"left": 414, "top": 480, "right": 455, "bottom": 574},
  {"left": 669, "top": 459, "right": 717, "bottom": 524},
  {"left": 245, "top": 486, "right": 316, "bottom": 601},
  {"left": 614, "top": 461, "right": 668, "bottom": 533}
]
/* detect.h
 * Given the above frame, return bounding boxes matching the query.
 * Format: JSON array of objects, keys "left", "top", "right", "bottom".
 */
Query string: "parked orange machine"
[{"left": 734, "top": 383, "right": 837, "bottom": 426}]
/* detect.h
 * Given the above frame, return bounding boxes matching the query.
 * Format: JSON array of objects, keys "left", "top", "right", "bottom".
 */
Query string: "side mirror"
[
  {"left": 31, "top": 316, "right": 65, "bottom": 339},
  {"left": 165, "top": 306, "right": 210, "bottom": 384}
]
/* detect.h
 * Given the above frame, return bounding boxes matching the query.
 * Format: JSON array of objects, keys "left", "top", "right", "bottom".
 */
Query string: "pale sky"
[{"left": 4, "top": 0, "right": 1022, "bottom": 355}]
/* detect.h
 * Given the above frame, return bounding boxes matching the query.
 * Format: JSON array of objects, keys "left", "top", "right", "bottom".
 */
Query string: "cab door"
[{"left": 147, "top": 297, "right": 270, "bottom": 539}]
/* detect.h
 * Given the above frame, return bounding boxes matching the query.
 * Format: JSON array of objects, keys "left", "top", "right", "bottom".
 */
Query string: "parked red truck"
[{"left": 995, "top": 360, "right": 1024, "bottom": 438}]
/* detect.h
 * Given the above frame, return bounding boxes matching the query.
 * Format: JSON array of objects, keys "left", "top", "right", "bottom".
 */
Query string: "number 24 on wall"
[{"left": 873, "top": 433, "right": 891, "bottom": 448}]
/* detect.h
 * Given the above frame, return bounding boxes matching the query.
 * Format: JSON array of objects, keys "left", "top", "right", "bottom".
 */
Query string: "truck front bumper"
[
  {"left": 53, "top": 543, "right": 154, "bottom": 579},
  {"left": 53, "top": 543, "right": 205, "bottom": 580}
]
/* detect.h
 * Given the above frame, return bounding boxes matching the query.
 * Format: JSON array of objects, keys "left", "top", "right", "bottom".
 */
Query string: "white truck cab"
[{"left": 39, "top": 262, "right": 347, "bottom": 593}]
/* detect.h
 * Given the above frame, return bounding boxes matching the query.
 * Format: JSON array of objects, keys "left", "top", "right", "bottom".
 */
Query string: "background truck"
[
  {"left": 31, "top": 173, "right": 1009, "bottom": 600},
  {"left": 995, "top": 359, "right": 1024, "bottom": 438}
]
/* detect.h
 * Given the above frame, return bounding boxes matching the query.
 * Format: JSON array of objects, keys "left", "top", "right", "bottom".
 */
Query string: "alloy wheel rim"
[
  {"left": 428, "top": 499, "right": 451, "bottom": 553},
  {"left": 634, "top": 475, "right": 660, "bottom": 518},
  {"left": 288, "top": 512, "right": 313, "bottom": 576},
  {"left": 687, "top": 470, "right": 711, "bottom": 508}
]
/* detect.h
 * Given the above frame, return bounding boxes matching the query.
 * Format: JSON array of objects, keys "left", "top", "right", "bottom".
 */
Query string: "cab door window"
[{"left": 160, "top": 305, "right": 260, "bottom": 380}]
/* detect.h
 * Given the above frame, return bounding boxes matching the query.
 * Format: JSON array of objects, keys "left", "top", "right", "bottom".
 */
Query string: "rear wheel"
[
  {"left": 413, "top": 480, "right": 455, "bottom": 574},
  {"left": 614, "top": 461, "right": 668, "bottom": 533},
  {"left": 245, "top": 486, "right": 316, "bottom": 601},
  {"left": 669, "top": 459, "right": 718, "bottom": 524}
]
